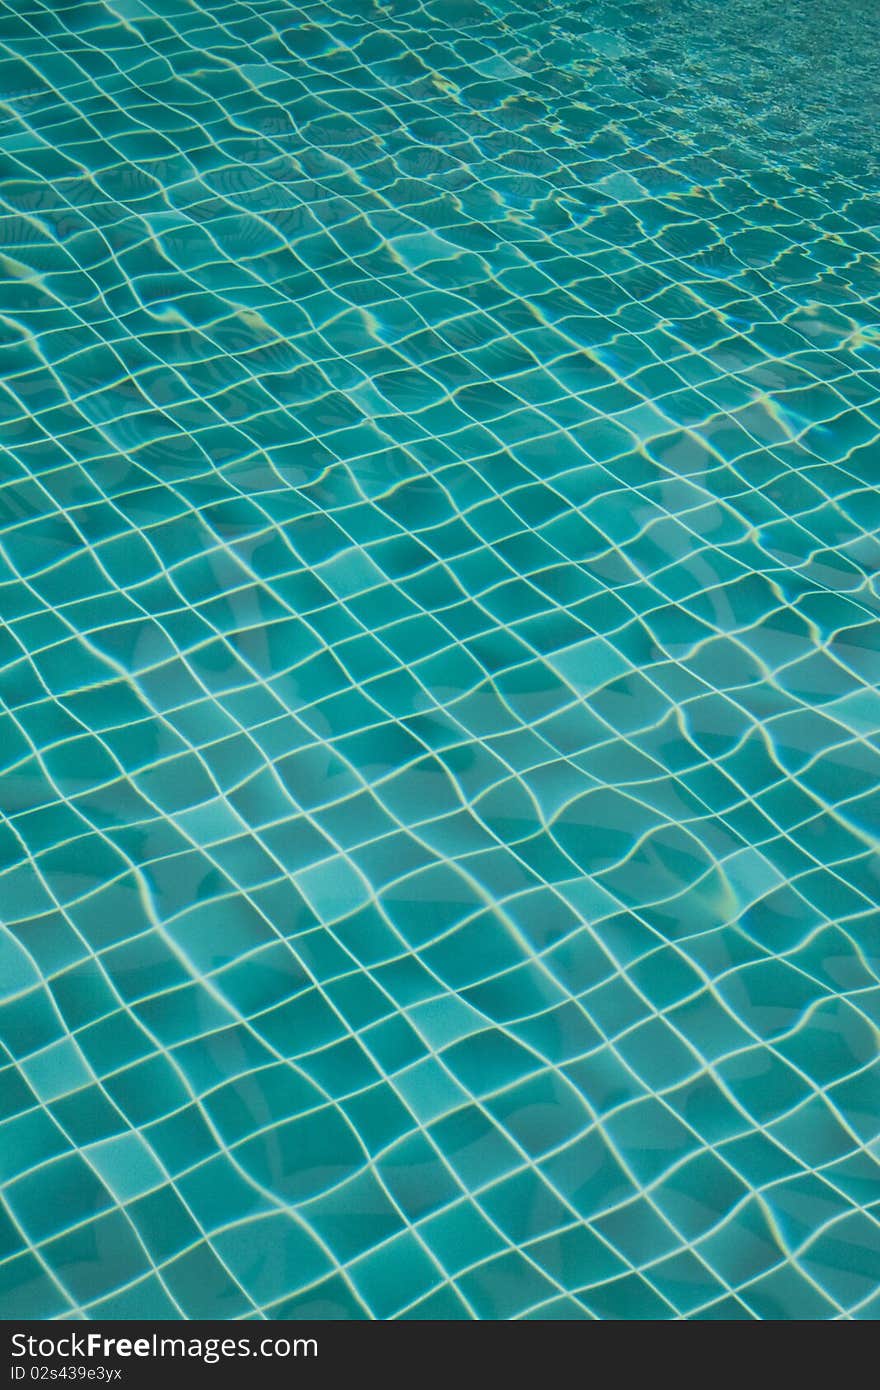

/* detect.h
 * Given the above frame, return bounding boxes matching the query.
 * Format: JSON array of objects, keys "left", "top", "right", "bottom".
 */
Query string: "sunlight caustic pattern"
[{"left": 0, "top": 0, "right": 879, "bottom": 1320}]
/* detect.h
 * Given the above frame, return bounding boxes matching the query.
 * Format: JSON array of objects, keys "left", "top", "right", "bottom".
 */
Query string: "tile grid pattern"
[{"left": 0, "top": 0, "right": 878, "bottom": 1319}]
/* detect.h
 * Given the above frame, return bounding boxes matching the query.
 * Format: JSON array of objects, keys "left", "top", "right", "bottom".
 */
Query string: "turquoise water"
[{"left": 0, "top": 0, "right": 878, "bottom": 1321}]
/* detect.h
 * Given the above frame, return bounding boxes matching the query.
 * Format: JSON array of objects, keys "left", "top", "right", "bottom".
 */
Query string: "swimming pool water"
[{"left": 0, "top": 0, "right": 878, "bottom": 1321}]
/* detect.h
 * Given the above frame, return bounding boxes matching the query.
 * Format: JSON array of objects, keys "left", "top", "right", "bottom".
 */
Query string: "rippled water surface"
[{"left": 0, "top": 0, "right": 878, "bottom": 1320}]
